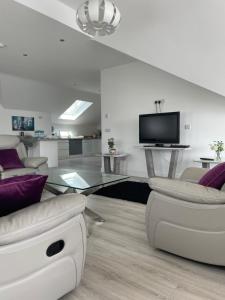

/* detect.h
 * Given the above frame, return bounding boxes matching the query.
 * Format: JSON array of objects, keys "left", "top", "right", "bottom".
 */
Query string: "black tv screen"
[{"left": 139, "top": 112, "right": 180, "bottom": 144}]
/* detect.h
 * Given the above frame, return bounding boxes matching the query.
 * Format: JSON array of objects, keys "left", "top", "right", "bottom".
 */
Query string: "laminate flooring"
[{"left": 62, "top": 194, "right": 225, "bottom": 300}]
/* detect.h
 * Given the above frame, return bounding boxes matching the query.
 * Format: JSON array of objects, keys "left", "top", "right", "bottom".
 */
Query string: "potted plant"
[
  {"left": 108, "top": 138, "right": 116, "bottom": 154},
  {"left": 210, "top": 141, "right": 225, "bottom": 161}
]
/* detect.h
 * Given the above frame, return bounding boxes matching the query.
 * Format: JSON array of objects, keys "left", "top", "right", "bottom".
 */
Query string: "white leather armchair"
[
  {"left": 0, "top": 135, "right": 48, "bottom": 179},
  {"left": 0, "top": 193, "right": 87, "bottom": 300},
  {"left": 146, "top": 168, "right": 225, "bottom": 265}
]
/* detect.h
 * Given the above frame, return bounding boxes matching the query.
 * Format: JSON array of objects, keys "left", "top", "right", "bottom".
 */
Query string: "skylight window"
[{"left": 59, "top": 100, "right": 93, "bottom": 120}]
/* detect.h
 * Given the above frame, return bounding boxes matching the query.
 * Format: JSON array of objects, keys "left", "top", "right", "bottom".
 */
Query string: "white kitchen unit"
[
  {"left": 58, "top": 140, "right": 69, "bottom": 160},
  {"left": 82, "top": 139, "right": 101, "bottom": 156},
  {"left": 31, "top": 140, "right": 58, "bottom": 167}
]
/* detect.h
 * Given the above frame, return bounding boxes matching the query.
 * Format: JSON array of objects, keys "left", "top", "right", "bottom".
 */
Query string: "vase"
[
  {"left": 109, "top": 148, "right": 116, "bottom": 155},
  {"left": 216, "top": 151, "right": 222, "bottom": 161}
]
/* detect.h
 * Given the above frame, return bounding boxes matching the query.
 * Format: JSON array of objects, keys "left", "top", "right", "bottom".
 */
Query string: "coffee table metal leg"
[
  {"left": 45, "top": 183, "right": 105, "bottom": 224},
  {"left": 78, "top": 188, "right": 106, "bottom": 224},
  {"left": 85, "top": 207, "right": 105, "bottom": 224}
]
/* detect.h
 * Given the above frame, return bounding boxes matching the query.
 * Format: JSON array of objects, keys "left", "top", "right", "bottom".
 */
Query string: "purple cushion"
[
  {"left": 0, "top": 149, "right": 24, "bottom": 170},
  {"left": 198, "top": 162, "right": 225, "bottom": 189},
  {"left": 0, "top": 175, "right": 47, "bottom": 217}
]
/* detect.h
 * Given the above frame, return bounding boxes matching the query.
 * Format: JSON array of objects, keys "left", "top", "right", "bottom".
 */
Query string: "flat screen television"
[{"left": 139, "top": 112, "right": 180, "bottom": 144}]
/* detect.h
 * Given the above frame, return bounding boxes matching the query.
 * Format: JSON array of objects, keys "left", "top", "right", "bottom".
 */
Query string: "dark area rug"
[{"left": 94, "top": 181, "right": 151, "bottom": 204}]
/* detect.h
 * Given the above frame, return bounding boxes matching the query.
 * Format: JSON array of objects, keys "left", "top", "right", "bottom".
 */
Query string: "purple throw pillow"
[
  {"left": 0, "top": 149, "right": 24, "bottom": 170},
  {"left": 0, "top": 175, "right": 48, "bottom": 217},
  {"left": 198, "top": 162, "right": 225, "bottom": 189}
]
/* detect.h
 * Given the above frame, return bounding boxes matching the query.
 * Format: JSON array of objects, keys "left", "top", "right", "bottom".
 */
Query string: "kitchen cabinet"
[
  {"left": 58, "top": 140, "right": 69, "bottom": 160},
  {"left": 82, "top": 139, "right": 101, "bottom": 156}
]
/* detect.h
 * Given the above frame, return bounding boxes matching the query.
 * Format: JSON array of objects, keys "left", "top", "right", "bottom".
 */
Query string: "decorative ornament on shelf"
[
  {"left": 76, "top": 0, "right": 121, "bottom": 37},
  {"left": 108, "top": 137, "right": 116, "bottom": 154},
  {"left": 210, "top": 141, "right": 224, "bottom": 161}
]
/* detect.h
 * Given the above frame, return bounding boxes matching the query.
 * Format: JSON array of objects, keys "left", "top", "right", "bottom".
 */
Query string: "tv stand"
[
  {"left": 139, "top": 145, "right": 191, "bottom": 178},
  {"left": 143, "top": 144, "right": 190, "bottom": 148}
]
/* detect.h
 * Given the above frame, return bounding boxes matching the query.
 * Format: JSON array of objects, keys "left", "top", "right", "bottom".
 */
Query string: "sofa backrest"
[
  {"left": 221, "top": 184, "right": 225, "bottom": 192},
  {"left": 0, "top": 135, "right": 27, "bottom": 160}
]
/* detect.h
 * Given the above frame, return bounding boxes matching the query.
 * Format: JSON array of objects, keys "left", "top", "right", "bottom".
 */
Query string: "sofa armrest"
[
  {"left": 22, "top": 157, "right": 48, "bottom": 169},
  {"left": 149, "top": 177, "right": 225, "bottom": 204},
  {"left": 0, "top": 193, "right": 86, "bottom": 245},
  {"left": 180, "top": 167, "right": 209, "bottom": 183}
]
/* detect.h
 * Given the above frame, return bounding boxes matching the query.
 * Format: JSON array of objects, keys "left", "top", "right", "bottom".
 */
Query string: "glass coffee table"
[{"left": 40, "top": 168, "right": 129, "bottom": 223}]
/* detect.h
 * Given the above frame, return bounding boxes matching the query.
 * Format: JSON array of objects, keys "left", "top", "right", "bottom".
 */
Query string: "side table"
[
  {"left": 103, "top": 153, "right": 129, "bottom": 174},
  {"left": 194, "top": 160, "right": 223, "bottom": 169}
]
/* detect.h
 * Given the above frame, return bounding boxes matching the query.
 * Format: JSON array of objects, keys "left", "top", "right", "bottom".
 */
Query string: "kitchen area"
[
  {"left": 58, "top": 137, "right": 101, "bottom": 159},
  {"left": 27, "top": 136, "right": 101, "bottom": 168}
]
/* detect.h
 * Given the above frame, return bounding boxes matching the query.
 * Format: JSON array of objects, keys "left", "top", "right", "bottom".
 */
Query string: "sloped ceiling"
[
  {"left": 15, "top": 0, "right": 225, "bottom": 97},
  {"left": 0, "top": 72, "right": 101, "bottom": 125},
  {"left": 0, "top": 0, "right": 134, "bottom": 125},
  {"left": 0, "top": 0, "right": 133, "bottom": 94}
]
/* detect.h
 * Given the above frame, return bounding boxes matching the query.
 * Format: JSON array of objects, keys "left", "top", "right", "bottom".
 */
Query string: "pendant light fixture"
[{"left": 76, "top": 0, "right": 121, "bottom": 37}]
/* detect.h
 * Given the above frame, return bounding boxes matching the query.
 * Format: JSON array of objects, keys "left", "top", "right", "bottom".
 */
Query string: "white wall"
[
  {"left": 0, "top": 104, "right": 51, "bottom": 136},
  {"left": 101, "top": 62, "right": 225, "bottom": 178}
]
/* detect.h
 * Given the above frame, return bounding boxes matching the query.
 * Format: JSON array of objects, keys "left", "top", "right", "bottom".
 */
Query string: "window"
[
  {"left": 59, "top": 100, "right": 93, "bottom": 120},
  {"left": 60, "top": 131, "right": 72, "bottom": 138}
]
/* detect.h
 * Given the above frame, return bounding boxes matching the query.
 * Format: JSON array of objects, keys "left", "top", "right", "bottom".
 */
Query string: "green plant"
[
  {"left": 108, "top": 138, "right": 115, "bottom": 149},
  {"left": 210, "top": 141, "right": 224, "bottom": 160}
]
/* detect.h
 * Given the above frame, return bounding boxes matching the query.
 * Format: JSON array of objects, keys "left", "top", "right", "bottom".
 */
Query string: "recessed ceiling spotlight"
[
  {"left": 59, "top": 38, "right": 65, "bottom": 42},
  {"left": 0, "top": 43, "right": 7, "bottom": 48},
  {"left": 23, "top": 53, "right": 28, "bottom": 57}
]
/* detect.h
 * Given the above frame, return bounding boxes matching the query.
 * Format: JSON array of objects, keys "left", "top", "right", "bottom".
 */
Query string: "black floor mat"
[{"left": 94, "top": 181, "right": 151, "bottom": 204}]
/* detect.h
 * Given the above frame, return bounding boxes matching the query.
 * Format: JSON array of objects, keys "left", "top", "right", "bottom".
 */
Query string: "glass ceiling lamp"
[{"left": 76, "top": 0, "right": 121, "bottom": 37}]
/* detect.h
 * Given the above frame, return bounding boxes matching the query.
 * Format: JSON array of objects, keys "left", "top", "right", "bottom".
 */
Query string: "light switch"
[{"left": 105, "top": 128, "right": 111, "bottom": 133}]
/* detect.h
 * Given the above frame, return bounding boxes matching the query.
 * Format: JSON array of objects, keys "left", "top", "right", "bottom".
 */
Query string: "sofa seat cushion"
[
  {"left": 22, "top": 157, "right": 48, "bottom": 168},
  {"left": 1, "top": 168, "right": 36, "bottom": 179},
  {"left": 198, "top": 162, "right": 225, "bottom": 189},
  {"left": 0, "top": 193, "right": 86, "bottom": 245},
  {"left": 0, "top": 149, "right": 24, "bottom": 170},
  {"left": 149, "top": 177, "right": 225, "bottom": 204}
]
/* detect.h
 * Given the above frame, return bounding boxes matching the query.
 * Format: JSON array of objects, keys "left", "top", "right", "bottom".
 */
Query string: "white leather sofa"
[
  {"left": 0, "top": 135, "right": 48, "bottom": 179},
  {"left": 0, "top": 193, "right": 87, "bottom": 300},
  {"left": 146, "top": 167, "right": 225, "bottom": 265}
]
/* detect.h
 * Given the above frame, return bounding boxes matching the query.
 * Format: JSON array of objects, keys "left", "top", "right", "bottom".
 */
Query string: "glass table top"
[{"left": 39, "top": 168, "right": 129, "bottom": 190}]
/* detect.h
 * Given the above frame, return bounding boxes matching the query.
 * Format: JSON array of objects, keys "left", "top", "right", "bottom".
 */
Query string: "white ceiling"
[
  {"left": 0, "top": 0, "right": 134, "bottom": 94},
  {"left": 0, "top": 0, "right": 135, "bottom": 126},
  {"left": 19, "top": 0, "right": 225, "bottom": 98},
  {"left": 4, "top": 0, "right": 225, "bottom": 127}
]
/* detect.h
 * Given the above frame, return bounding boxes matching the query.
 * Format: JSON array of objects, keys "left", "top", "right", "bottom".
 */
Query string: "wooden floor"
[{"left": 62, "top": 194, "right": 225, "bottom": 300}]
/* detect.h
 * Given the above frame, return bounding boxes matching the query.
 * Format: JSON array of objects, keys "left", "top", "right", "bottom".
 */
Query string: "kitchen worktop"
[{"left": 34, "top": 137, "right": 101, "bottom": 141}]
